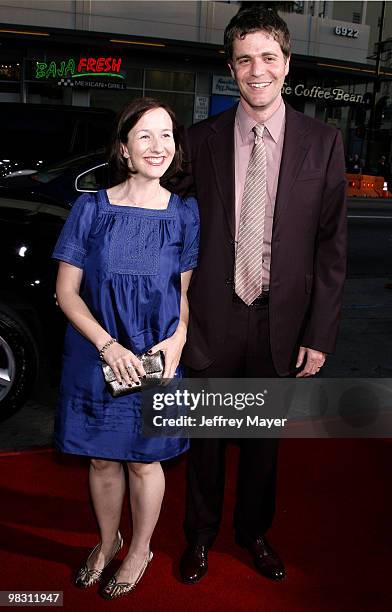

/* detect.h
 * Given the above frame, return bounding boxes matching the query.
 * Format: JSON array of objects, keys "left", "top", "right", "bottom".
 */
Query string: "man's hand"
[{"left": 296, "top": 346, "right": 326, "bottom": 377}]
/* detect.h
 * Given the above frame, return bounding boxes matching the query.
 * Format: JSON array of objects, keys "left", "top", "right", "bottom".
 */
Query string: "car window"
[
  {"left": 87, "top": 121, "right": 113, "bottom": 152},
  {"left": 76, "top": 164, "right": 109, "bottom": 192},
  {"left": 33, "top": 152, "right": 105, "bottom": 183},
  {"left": 0, "top": 112, "right": 75, "bottom": 159},
  {"left": 72, "top": 120, "right": 88, "bottom": 155}
]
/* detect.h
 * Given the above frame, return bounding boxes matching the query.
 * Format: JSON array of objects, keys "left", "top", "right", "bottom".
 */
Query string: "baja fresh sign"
[{"left": 35, "top": 56, "right": 126, "bottom": 88}]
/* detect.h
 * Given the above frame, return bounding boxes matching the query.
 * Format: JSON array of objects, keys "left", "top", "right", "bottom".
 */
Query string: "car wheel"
[{"left": 0, "top": 312, "right": 38, "bottom": 421}]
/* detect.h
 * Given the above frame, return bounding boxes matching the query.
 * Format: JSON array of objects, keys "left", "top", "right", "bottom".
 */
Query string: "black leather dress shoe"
[
  {"left": 236, "top": 535, "right": 286, "bottom": 581},
  {"left": 179, "top": 545, "right": 208, "bottom": 584}
]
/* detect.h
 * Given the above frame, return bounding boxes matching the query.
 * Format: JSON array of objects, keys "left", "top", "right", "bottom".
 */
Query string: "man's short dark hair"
[
  {"left": 109, "top": 97, "right": 183, "bottom": 186},
  {"left": 224, "top": 7, "right": 291, "bottom": 62}
]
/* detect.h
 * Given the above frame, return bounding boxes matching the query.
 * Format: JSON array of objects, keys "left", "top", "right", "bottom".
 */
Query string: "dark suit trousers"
[{"left": 184, "top": 299, "right": 279, "bottom": 547}]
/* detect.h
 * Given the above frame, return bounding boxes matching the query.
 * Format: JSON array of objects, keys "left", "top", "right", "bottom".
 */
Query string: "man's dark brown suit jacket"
[{"left": 180, "top": 102, "right": 347, "bottom": 376}]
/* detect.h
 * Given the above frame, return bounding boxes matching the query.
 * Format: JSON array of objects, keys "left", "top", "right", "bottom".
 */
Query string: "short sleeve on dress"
[
  {"left": 179, "top": 196, "right": 200, "bottom": 273},
  {"left": 52, "top": 193, "right": 97, "bottom": 269}
]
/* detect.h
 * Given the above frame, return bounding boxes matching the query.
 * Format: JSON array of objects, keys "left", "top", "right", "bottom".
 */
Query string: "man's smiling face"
[{"left": 229, "top": 30, "right": 290, "bottom": 119}]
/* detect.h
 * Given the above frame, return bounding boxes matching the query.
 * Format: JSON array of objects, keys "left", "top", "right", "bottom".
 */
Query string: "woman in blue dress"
[{"left": 53, "top": 97, "right": 199, "bottom": 600}]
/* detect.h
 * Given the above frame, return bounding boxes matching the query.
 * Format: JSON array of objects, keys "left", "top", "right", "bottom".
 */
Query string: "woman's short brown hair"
[{"left": 109, "top": 97, "right": 183, "bottom": 186}]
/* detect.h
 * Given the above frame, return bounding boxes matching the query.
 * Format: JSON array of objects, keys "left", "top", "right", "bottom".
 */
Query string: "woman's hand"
[
  {"left": 149, "top": 328, "right": 187, "bottom": 380},
  {"left": 103, "top": 342, "right": 146, "bottom": 386}
]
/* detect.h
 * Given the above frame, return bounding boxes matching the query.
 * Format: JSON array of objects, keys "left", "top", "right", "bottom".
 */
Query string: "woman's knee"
[
  {"left": 90, "top": 458, "right": 121, "bottom": 473},
  {"left": 127, "top": 461, "right": 160, "bottom": 477}
]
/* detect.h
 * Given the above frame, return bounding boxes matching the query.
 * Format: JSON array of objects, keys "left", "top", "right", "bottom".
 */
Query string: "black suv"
[
  {"left": 0, "top": 191, "right": 69, "bottom": 420},
  {"left": 0, "top": 102, "right": 115, "bottom": 177}
]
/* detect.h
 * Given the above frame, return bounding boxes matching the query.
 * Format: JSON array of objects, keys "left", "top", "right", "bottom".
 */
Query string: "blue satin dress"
[{"left": 52, "top": 189, "right": 199, "bottom": 462}]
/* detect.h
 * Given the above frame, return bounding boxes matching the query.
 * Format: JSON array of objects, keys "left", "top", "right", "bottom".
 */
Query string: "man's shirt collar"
[{"left": 236, "top": 98, "right": 285, "bottom": 143}]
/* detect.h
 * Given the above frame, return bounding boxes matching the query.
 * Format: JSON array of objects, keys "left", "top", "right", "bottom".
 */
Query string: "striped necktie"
[{"left": 235, "top": 123, "right": 266, "bottom": 306}]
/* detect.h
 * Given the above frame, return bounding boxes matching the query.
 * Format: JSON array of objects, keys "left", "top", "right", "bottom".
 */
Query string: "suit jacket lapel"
[
  {"left": 274, "top": 104, "right": 312, "bottom": 225},
  {"left": 207, "top": 106, "right": 237, "bottom": 239}
]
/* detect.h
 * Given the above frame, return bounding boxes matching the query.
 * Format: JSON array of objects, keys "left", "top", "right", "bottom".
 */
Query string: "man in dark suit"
[{"left": 179, "top": 7, "right": 347, "bottom": 583}]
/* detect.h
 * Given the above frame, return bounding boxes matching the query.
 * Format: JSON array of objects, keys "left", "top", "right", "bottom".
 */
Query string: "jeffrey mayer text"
[{"left": 152, "top": 415, "right": 288, "bottom": 429}]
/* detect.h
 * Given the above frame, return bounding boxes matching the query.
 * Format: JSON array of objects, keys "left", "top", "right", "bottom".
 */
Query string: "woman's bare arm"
[
  {"left": 56, "top": 262, "right": 110, "bottom": 350},
  {"left": 56, "top": 261, "right": 145, "bottom": 383}
]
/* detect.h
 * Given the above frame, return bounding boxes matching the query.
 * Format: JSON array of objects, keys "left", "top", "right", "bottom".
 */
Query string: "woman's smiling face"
[{"left": 122, "top": 107, "right": 176, "bottom": 179}]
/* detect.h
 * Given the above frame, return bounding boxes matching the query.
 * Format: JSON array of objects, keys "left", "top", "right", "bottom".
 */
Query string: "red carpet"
[{"left": 0, "top": 440, "right": 390, "bottom": 611}]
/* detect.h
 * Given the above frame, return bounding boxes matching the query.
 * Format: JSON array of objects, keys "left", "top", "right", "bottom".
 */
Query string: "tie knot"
[{"left": 253, "top": 123, "right": 264, "bottom": 142}]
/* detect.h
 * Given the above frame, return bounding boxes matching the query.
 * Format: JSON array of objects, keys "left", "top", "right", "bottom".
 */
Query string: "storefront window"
[
  {"left": 0, "top": 61, "right": 20, "bottom": 80},
  {"left": 121, "top": 65, "right": 143, "bottom": 88},
  {"left": 0, "top": 54, "right": 22, "bottom": 102},
  {"left": 0, "top": 81, "right": 20, "bottom": 102},
  {"left": 144, "top": 90, "right": 194, "bottom": 126},
  {"left": 196, "top": 72, "right": 211, "bottom": 94},
  {"left": 145, "top": 70, "right": 195, "bottom": 92},
  {"left": 90, "top": 89, "right": 142, "bottom": 111},
  {"left": 26, "top": 82, "right": 67, "bottom": 104}
]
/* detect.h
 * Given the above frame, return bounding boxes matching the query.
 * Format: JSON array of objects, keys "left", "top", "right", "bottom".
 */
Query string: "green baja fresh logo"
[{"left": 35, "top": 57, "right": 124, "bottom": 80}]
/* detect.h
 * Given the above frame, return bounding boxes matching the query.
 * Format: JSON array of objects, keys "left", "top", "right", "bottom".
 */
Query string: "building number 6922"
[{"left": 334, "top": 25, "right": 359, "bottom": 38}]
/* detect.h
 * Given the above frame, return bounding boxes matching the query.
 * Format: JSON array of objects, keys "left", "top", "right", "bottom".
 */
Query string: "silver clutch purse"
[{"left": 102, "top": 350, "right": 165, "bottom": 398}]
